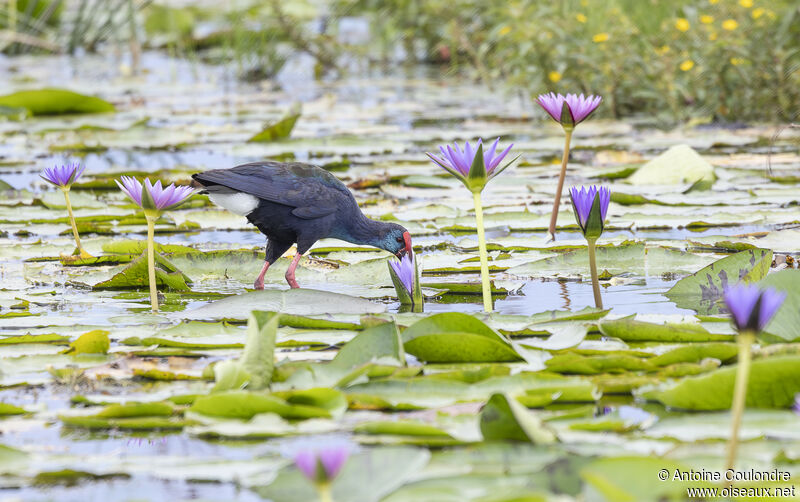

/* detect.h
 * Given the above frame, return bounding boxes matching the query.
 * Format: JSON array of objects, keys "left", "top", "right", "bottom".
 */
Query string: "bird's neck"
[{"left": 336, "top": 213, "right": 390, "bottom": 251}]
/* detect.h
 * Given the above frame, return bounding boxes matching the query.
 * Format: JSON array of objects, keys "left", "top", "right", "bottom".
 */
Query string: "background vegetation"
[{"left": 1, "top": 0, "right": 799, "bottom": 123}]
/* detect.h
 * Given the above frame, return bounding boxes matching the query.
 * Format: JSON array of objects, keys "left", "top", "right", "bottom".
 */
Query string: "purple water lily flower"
[
  {"left": 41, "top": 162, "right": 85, "bottom": 188},
  {"left": 116, "top": 176, "right": 195, "bottom": 211},
  {"left": 723, "top": 284, "right": 786, "bottom": 333},
  {"left": 537, "top": 93, "right": 602, "bottom": 128},
  {"left": 570, "top": 185, "right": 610, "bottom": 228},
  {"left": 793, "top": 394, "right": 800, "bottom": 415},
  {"left": 294, "top": 444, "right": 351, "bottom": 483},
  {"left": 427, "top": 138, "right": 513, "bottom": 177},
  {"left": 389, "top": 253, "right": 415, "bottom": 294}
]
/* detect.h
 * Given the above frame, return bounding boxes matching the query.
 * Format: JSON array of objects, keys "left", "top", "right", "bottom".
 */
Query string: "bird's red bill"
[{"left": 403, "top": 231, "right": 413, "bottom": 258}]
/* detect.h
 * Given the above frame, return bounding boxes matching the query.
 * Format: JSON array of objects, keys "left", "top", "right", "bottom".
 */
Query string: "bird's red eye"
[{"left": 396, "top": 236, "right": 403, "bottom": 243}]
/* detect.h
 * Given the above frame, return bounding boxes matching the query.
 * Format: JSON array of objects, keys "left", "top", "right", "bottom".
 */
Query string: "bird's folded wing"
[{"left": 194, "top": 163, "right": 342, "bottom": 218}]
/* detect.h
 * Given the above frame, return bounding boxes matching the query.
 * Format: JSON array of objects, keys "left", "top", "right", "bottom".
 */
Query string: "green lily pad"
[
  {"left": 641, "top": 355, "right": 800, "bottom": 410},
  {"left": 248, "top": 103, "right": 301, "bottom": 143},
  {"left": 401, "top": 313, "right": 522, "bottom": 363},
  {"left": 580, "top": 456, "right": 710, "bottom": 502},
  {"left": 599, "top": 318, "right": 733, "bottom": 343},
  {"left": 182, "top": 289, "right": 386, "bottom": 320},
  {"left": 92, "top": 251, "right": 192, "bottom": 291},
  {"left": 0, "top": 403, "right": 27, "bottom": 415},
  {"left": 479, "top": 393, "right": 557, "bottom": 443},
  {"left": 507, "top": 243, "right": 713, "bottom": 279},
  {"left": 189, "top": 391, "right": 331, "bottom": 420},
  {"left": 665, "top": 248, "right": 773, "bottom": 314},
  {"left": 0, "top": 333, "right": 70, "bottom": 345},
  {"left": 627, "top": 144, "right": 715, "bottom": 186},
  {"left": 62, "top": 330, "right": 110, "bottom": 355},
  {"left": 0, "top": 89, "right": 115, "bottom": 116},
  {"left": 757, "top": 269, "right": 800, "bottom": 343}
]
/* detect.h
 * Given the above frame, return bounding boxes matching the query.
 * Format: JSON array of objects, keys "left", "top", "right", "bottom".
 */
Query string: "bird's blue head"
[{"left": 378, "top": 223, "right": 412, "bottom": 259}]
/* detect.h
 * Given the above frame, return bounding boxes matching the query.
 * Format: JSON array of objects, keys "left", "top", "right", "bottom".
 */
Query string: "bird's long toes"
[{"left": 253, "top": 280, "right": 265, "bottom": 290}]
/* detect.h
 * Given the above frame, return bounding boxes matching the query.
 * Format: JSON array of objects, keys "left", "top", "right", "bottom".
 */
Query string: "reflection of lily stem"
[
  {"left": 587, "top": 238, "right": 603, "bottom": 309},
  {"left": 548, "top": 128, "right": 573, "bottom": 241},
  {"left": 317, "top": 482, "right": 334, "bottom": 502},
  {"left": 145, "top": 215, "right": 159, "bottom": 312},
  {"left": 61, "top": 187, "right": 92, "bottom": 259},
  {"left": 472, "top": 191, "right": 492, "bottom": 312},
  {"left": 725, "top": 330, "right": 754, "bottom": 477}
]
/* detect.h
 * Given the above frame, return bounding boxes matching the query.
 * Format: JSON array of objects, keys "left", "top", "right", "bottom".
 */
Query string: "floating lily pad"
[
  {"left": 665, "top": 248, "right": 773, "bottom": 314},
  {"left": 0, "top": 89, "right": 115, "bottom": 116},
  {"left": 641, "top": 355, "right": 800, "bottom": 410},
  {"left": 401, "top": 313, "right": 522, "bottom": 363}
]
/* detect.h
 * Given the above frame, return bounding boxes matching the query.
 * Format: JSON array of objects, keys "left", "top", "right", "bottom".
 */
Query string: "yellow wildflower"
[
  {"left": 730, "top": 57, "right": 746, "bottom": 65},
  {"left": 548, "top": 71, "right": 562, "bottom": 83},
  {"left": 680, "top": 60, "right": 695, "bottom": 71},
  {"left": 752, "top": 7, "right": 765, "bottom": 18},
  {"left": 709, "top": 0, "right": 719, "bottom": 3},
  {"left": 738, "top": 0, "right": 753, "bottom": 7},
  {"left": 655, "top": 45, "right": 670, "bottom": 55},
  {"left": 576, "top": 13, "right": 587, "bottom": 23},
  {"left": 498, "top": 26, "right": 512, "bottom": 36},
  {"left": 700, "top": 15, "right": 714, "bottom": 24},
  {"left": 675, "top": 18, "right": 690, "bottom": 32},
  {"left": 709, "top": 31, "right": 718, "bottom": 40},
  {"left": 592, "top": 32, "right": 609, "bottom": 43},
  {"left": 722, "top": 19, "right": 739, "bottom": 30}
]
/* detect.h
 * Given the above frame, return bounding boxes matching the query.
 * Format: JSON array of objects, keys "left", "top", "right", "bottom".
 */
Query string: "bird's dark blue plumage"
[{"left": 192, "top": 161, "right": 411, "bottom": 289}]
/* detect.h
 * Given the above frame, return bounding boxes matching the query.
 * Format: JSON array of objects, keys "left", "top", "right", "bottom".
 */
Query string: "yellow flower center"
[
  {"left": 751, "top": 7, "right": 765, "bottom": 18},
  {"left": 700, "top": 15, "right": 714, "bottom": 24},
  {"left": 592, "top": 32, "right": 609, "bottom": 43},
  {"left": 680, "top": 60, "right": 695, "bottom": 71},
  {"left": 576, "top": 13, "right": 587, "bottom": 23},
  {"left": 738, "top": 0, "right": 753, "bottom": 7},
  {"left": 548, "top": 71, "right": 562, "bottom": 83},
  {"left": 498, "top": 26, "right": 511, "bottom": 36},
  {"left": 675, "top": 18, "right": 690, "bottom": 32}
]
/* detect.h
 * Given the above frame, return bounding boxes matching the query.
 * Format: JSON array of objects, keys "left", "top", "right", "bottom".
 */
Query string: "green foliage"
[
  {"left": 248, "top": 103, "right": 302, "bottom": 142},
  {"left": 0, "top": 89, "right": 114, "bottom": 116},
  {"left": 401, "top": 313, "right": 522, "bottom": 363},
  {"left": 642, "top": 355, "right": 800, "bottom": 410},
  {"left": 62, "top": 330, "right": 110, "bottom": 355},
  {"left": 479, "top": 393, "right": 557, "bottom": 443},
  {"left": 93, "top": 251, "right": 192, "bottom": 291},
  {"left": 666, "top": 248, "right": 772, "bottom": 314},
  {"left": 334, "top": 0, "right": 800, "bottom": 122}
]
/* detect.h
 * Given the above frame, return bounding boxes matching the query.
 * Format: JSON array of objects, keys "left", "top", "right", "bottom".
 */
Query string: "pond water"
[{"left": 1, "top": 49, "right": 799, "bottom": 501}]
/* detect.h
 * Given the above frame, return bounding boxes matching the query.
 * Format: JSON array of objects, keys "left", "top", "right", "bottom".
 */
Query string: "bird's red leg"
[
  {"left": 254, "top": 261, "right": 270, "bottom": 290},
  {"left": 285, "top": 253, "right": 302, "bottom": 289}
]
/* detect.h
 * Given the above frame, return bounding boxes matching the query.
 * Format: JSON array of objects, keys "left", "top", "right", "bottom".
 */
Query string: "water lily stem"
[
  {"left": 725, "top": 330, "right": 754, "bottom": 475},
  {"left": 317, "top": 482, "right": 334, "bottom": 502},
  {"left": 61, "top": 187, "right": 91, "bottom": 259},
  {"left": 472, "top": 191, "right": 492, "bottom": 312},
  {"left": 587, "top": 238, "right": 603, "bottom": 309},
  {"left": 146, "top": 215, "right": 159, "bottom": 312},
  {"left": 548, "top": 129, "right": 573, "bottom": 241}
]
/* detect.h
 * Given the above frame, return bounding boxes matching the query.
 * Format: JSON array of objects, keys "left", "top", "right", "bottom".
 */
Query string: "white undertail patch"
[{"left": 208, "top": 192, "right": 259, "bottom": 216}]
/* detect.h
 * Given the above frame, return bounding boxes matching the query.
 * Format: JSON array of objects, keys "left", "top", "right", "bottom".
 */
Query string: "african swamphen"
[{"left": 191, "top": 161, "right": 412, "bottom": 289}]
